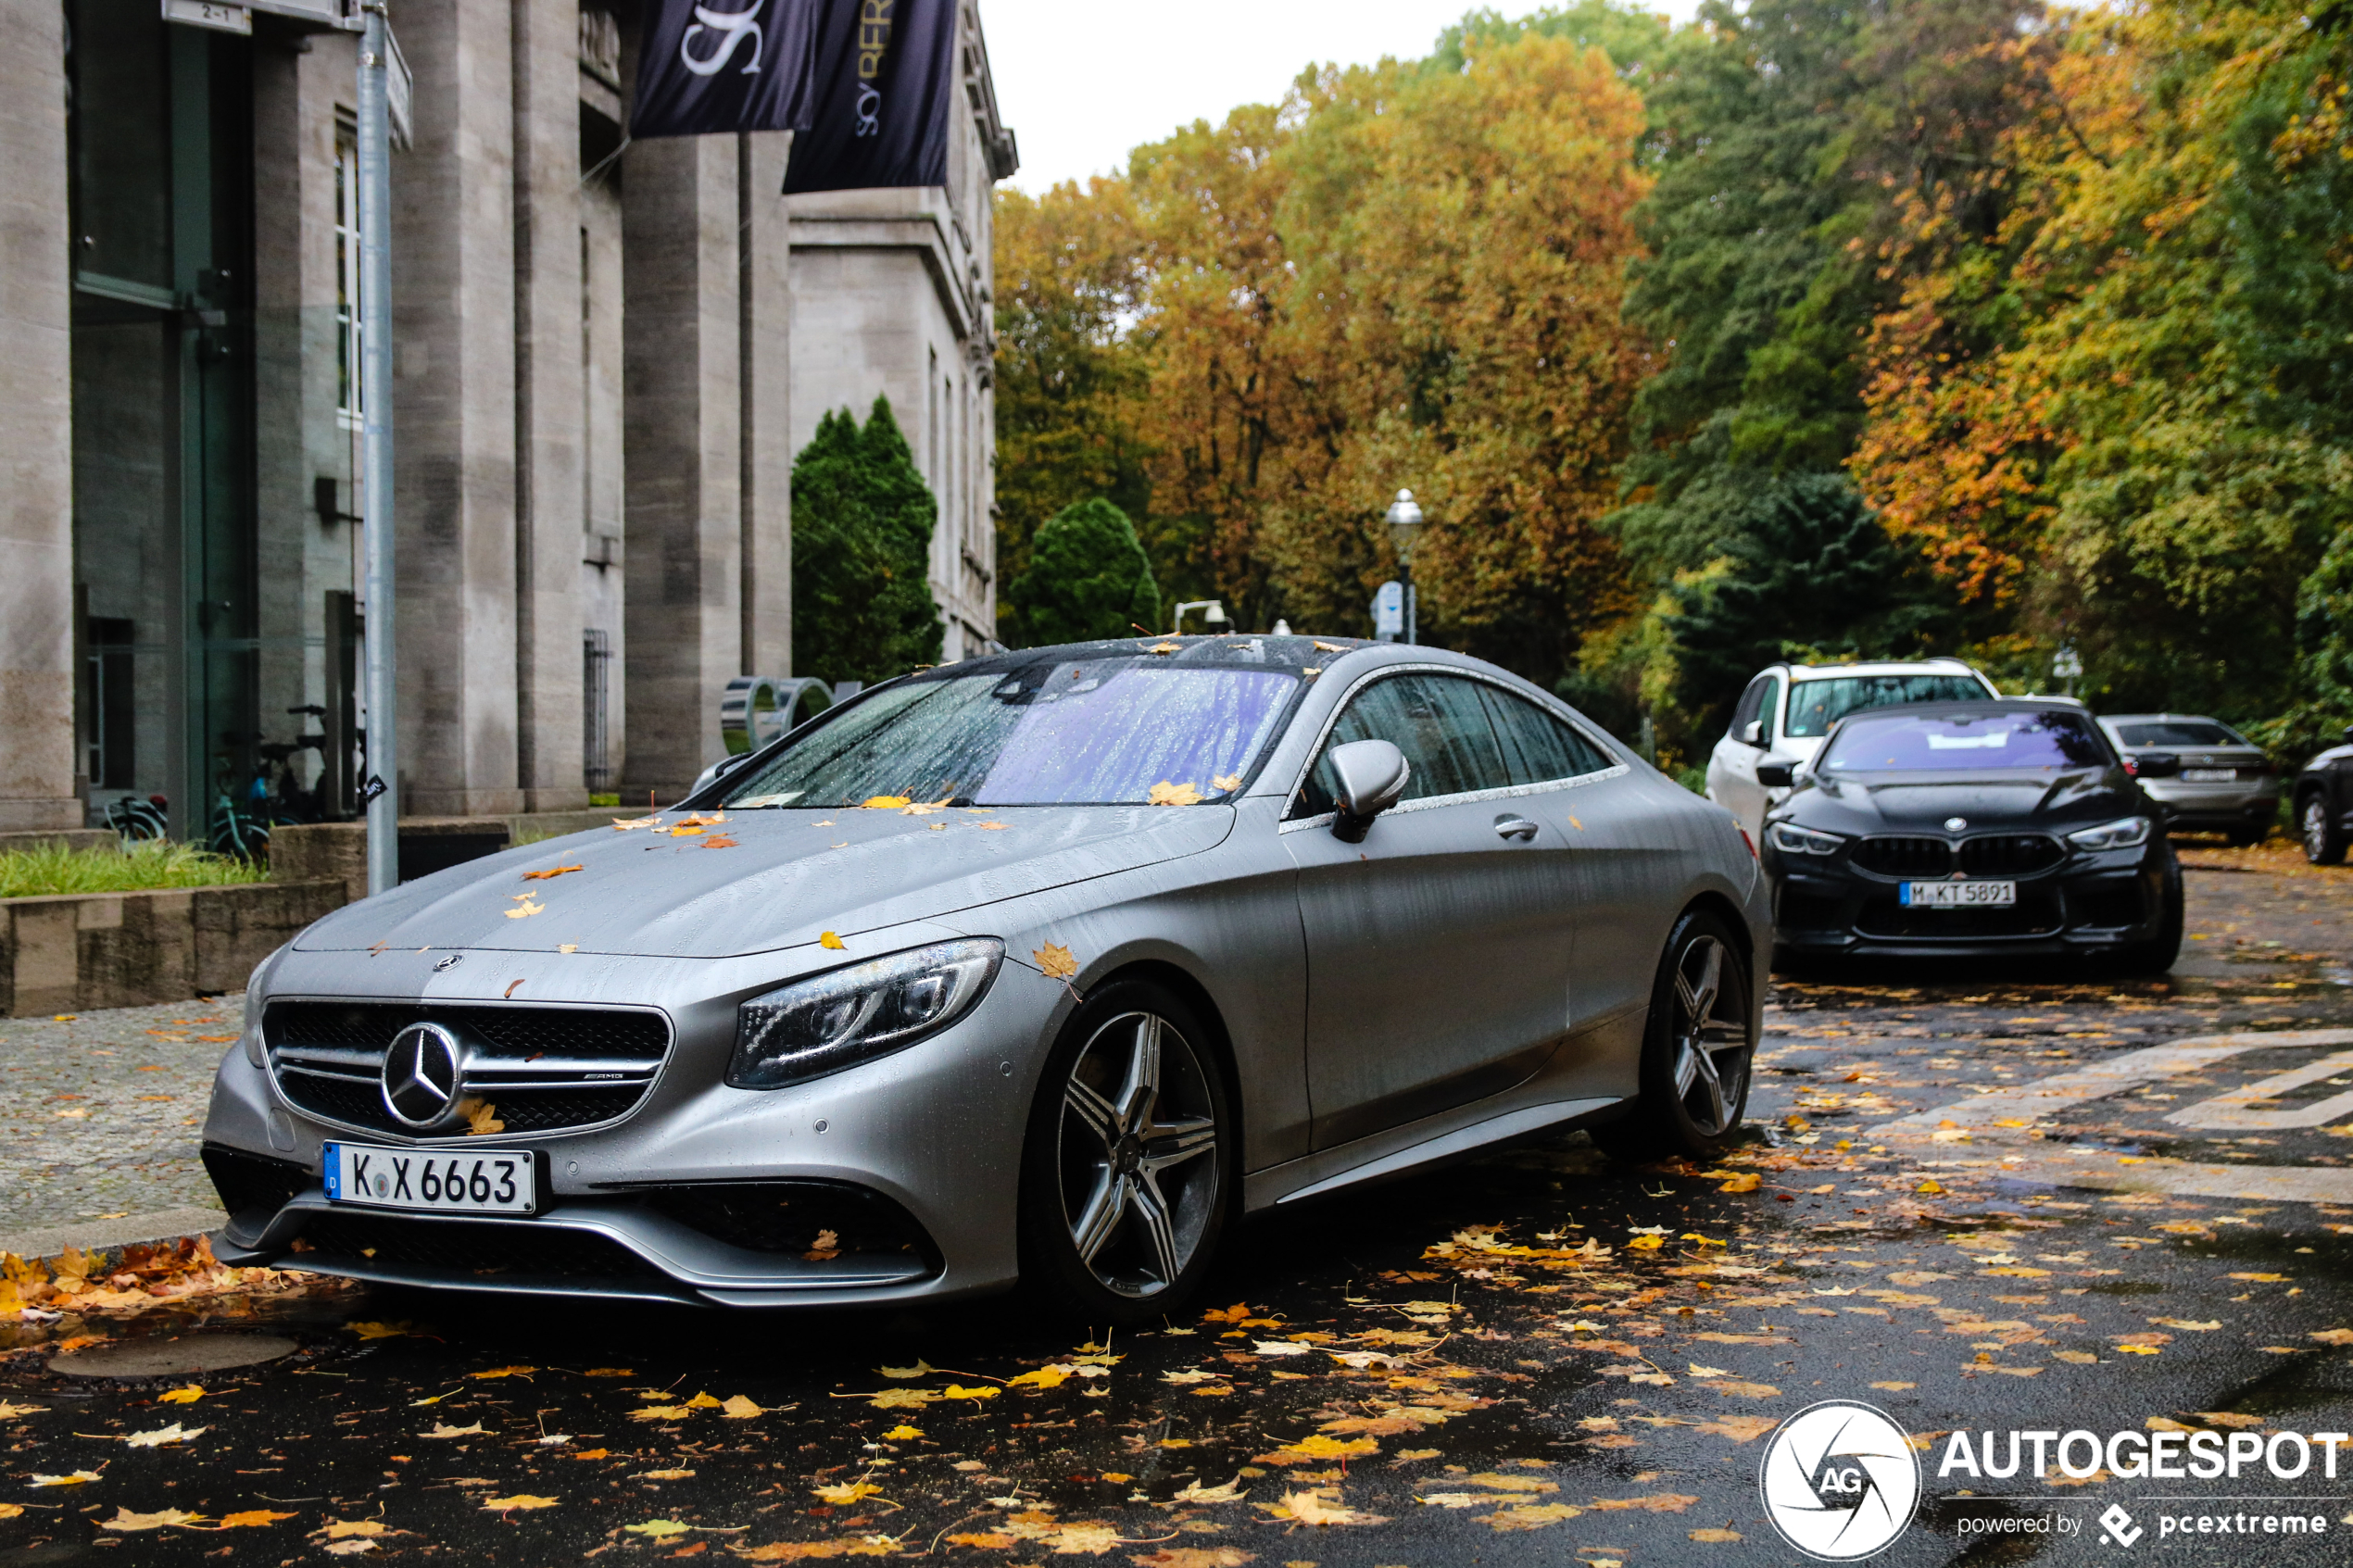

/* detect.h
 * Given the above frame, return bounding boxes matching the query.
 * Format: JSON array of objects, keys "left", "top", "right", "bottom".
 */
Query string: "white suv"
[{"left": 1705, "top": 659, "right": 2001, "bottom": 840}]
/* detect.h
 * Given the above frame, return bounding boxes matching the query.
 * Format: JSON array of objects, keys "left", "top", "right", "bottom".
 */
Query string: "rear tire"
[
  {"left": 1017, "top": 980, "right": 1235, "bottom": 1326},
  {"left": 2302, "top": 793, "right": 2347, "bottom": 866},
  {"left": 1592, "top": 909, "right": 1755, "bottom": 1163}
]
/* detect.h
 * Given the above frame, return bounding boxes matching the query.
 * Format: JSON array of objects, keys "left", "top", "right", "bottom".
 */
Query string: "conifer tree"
[
  {"left": 1005, "top": 498, "right": 1161, "bottom": 646},
  {"left": 790, "top": 397, "right": 943, "bottom": 684}
]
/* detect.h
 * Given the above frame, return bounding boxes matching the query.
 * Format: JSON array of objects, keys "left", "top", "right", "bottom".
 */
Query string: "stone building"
[{"left": 0, "top": 0, "right": 1011, "bottom": 841}]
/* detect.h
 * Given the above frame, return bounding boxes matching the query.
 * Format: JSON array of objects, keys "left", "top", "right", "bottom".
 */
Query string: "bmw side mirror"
[
  {"left": 1741, "top": 720, "right": 1764, "bottom": 747},
  {"left": 1755, "top": 759, "right": 1794, "bottom": 789},
  {"left": 2343, "top": 724, "right": 2353, "bottom": 745},
  {"left": 1328, "top": 739, "right": 1410, "bottom": 844},
  {"left": 2135, "top": 751, "right": 2181, "bottom": 779}
]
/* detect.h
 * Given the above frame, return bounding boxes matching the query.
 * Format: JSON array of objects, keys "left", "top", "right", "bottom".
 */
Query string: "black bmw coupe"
[{"left": 1759, "top": 700, "right": 2183, "bottom": 972}]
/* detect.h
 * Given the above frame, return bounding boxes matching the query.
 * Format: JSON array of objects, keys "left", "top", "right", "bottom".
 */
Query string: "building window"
[
  {"left": 583, "top": 629, "right": 614, "bottom": 793},
  {"left": 334, "top": 123, "right": 362, "bottom": 429}
]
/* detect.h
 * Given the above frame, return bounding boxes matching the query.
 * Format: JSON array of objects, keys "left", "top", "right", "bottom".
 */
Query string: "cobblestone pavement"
[
  {"left": 0, "top": 994, "right": 244, "bottom": 1229},
  {"left": 3, "top": 845, "right": 2351, "bottom": 1565}
]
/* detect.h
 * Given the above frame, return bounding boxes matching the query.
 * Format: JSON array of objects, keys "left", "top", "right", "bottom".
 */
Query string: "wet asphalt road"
[{"left": 5, "top": 843, "right": 2353, "bottom": 1566}]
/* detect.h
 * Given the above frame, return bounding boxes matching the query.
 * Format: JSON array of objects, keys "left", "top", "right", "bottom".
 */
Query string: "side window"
[
  {"left": 1728, "top": 676, "right": 1768, "bottom": 742},
  {"left": 1295, "top": 674, "right": 1510, "bottom": 815},
  {"left": 1760, "top": 676, "right": 1781, "bottom": 743},
  {"left": 1481, "top": 685, "right": 1613, "bottom": 784}
]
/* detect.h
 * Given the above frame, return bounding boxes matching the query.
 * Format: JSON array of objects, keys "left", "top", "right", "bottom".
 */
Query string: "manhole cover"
[{"left": 48, "top": 1333, "right": 299, "bottom": 1379}]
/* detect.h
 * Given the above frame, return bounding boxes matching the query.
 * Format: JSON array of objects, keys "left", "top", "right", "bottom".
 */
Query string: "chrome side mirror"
[{"left": 1328, "top": 739, "right": 1410, "bottom": 844}]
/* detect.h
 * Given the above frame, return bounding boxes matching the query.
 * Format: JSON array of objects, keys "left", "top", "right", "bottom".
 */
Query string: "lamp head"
[
  {"left": 1204, "top": 601, "right": 1227, "bottom": 625},
  {"left": 1383, "top": 488, "right": 1425, "bottom": 558}
]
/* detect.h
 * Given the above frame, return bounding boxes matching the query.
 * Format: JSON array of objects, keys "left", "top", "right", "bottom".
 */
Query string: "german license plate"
[
  {"left": 2181, "top": 768, "right": 2236, "bottom": 783},
  {"left": 323, "top": 1141, "right": 535, "bottom": 1215},
  {"left": 1900, "top": 880, "right": 2015, "bottom": 909}
]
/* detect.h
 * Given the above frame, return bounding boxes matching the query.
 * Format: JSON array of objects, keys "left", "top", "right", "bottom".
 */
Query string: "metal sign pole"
[{"left": 358, "top": 2, "right": 397, "bottom": 895}]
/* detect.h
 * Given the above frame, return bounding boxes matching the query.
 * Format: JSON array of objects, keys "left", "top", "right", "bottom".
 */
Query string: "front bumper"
[
  {"left": 1768, "top": 848, "right": 2174, "bottom": 960},
  {"left": 201, "top": 932, "right": 1066, "bottom": 1308}
]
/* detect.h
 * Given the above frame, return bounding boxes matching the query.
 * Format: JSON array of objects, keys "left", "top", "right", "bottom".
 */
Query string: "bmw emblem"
[
  {"left": 433, "top": 953, "right": 463, "bottom": 972},
  {"left": 381, "top": 1022, "right": 464, "bottom": 1129},
  {"left": 1944, "top": 817, "right": 1968, "bottom": 832}
]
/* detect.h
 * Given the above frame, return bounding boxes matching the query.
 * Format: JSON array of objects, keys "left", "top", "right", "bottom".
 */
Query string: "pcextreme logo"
[{"left": 1758, "top": 1400, "right": 1923, "bottom": 1561}]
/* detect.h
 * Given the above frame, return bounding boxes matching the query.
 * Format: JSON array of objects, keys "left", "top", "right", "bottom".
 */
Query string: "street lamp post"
[
  {"left": 1172, "top": 600, "right": 1227, "bottom": 635},
  {"left": 1384, "top": 489, "right": 1425, "bottom": 646}
]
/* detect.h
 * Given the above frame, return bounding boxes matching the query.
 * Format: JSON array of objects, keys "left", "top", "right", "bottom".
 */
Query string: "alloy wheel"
[
  {"left": 1055, "top": 1010, "right": 1221, "bottom": 1298},
  {"left": 2306, "top": 797, "right": 2331, "bottom": 861},
  {"left": 1669, "top": 934, "right": 1752, "bottom": 1137}
]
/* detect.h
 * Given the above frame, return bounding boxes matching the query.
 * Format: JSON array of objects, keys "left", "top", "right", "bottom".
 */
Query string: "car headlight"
[
  {"left": 2068, "top": 816, "right": 2154, "bottom": 851},
  {"left": 1767, "top": 822, "right": 1846, "bottom": 856},
  {"left": 729, "top": 938, "right": 1003, "bottom": 1090}
]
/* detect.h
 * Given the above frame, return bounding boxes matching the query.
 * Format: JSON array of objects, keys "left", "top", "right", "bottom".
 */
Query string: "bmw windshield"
[
  {"left": 1784, "top": 675, "right": 1991, "bottom": 738},
  {"left": 720, "top": 657, "right": 1302, "bottom": 809},
  {"left": 1820, "top": 709, "right": 2112, "bottom": 773}
]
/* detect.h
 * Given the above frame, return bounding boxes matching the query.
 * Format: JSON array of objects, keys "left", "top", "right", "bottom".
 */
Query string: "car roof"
[
  {"left": 1778, "top": 659, "right": 1982, "bottom": 682},
  {"left": 2098, "top": 712, "right": 2238, "bottom": 725}
]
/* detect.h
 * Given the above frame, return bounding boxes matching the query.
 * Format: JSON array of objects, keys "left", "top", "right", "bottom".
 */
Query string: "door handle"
[{"left": 1494, "top": 815, "right": 1540, "bottom": 842}]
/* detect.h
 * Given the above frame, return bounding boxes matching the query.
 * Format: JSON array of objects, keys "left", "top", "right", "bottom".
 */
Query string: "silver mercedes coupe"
[{"left": 202, "top": 635, "right": 1768, "bottom": 1321}]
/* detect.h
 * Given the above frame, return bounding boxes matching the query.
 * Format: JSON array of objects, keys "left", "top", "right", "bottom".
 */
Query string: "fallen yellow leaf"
[
  {"left": 504, "top": 897, "right": 545, "bottom": 919},
  {"left": 1148, "top": 780, "right": 1204, "bottom": 807},
  {"left": 521, "top": 864, "right": 583, "bottom": 881},
  {"left": 820, "top": 931, "right": 847, "bottom": 950},
  {"left": 469, "top": 1365, "right": 536, "bottom": 1380},
  {"left": 1718, "top": 1173, "right": 1761, "bottom": 1194},
  {"left": 480, "top": 1494, "right": 559, "bottom": 1511},
  {"left": 860, "top": 796, "right": 912, "bottom": 809},
  {"left": 721, "top": 1394, "right": 763, "bottom": 1419},
  {"left": 813, "top": 1481, "right": 883, "bottom": 1505},
  {"left": 1690, "top": 1526, "right": 1743, "bottom": 1542},
  {"left": 941, "top": 1384, "right": 1000, "bottom": 1400},
  {"left": 1035, "top": 943, "right": 1078, "bottom": 980},
  {"left": 157, "top": 1386, "right": 204, "bottom": 1404},
  {"left": 220, "top": 1510, "right": 296, "bottom": 1528},
  {"left": 99, "top": 1507, "right": 203, "bottom": 1531},
  {"left": 624, "top": 1520, "right": 692, "bottom": 1539}
]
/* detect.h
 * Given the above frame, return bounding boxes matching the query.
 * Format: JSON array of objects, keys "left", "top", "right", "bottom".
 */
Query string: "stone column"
[
  {"left": 742, "top": 131, "right": 793, "bottom": 681},
  {"left": 389, "top": 0, "right": 524, "bottom": 817},
  {"left": 510, "top": 0, "right": 588, "bottom": 812},
  {"left": 0, "top": 5, "right": 81, "bottom": 832},
  {"left": 621, "top": 132, "right": 742, "bottom": 799}
]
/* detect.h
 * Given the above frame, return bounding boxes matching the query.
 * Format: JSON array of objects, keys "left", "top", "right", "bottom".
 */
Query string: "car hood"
[
  {"left": 292, "top": 805, "right": 1236, "bottom": 959},
  {"left": 1772, "top": 769, "right": 2140, "bottom": 835}
]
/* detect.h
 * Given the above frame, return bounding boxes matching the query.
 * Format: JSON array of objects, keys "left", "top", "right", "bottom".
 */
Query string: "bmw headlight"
[
  {"left": 729, "top": 938, "right": 1003, "bottom": 1090},
  {"left": 2067, "top": 816, "right": 2154, "bottom": 852},
  {"left": 1767, "top": 822, "right": 1847, "bottom": 856}
]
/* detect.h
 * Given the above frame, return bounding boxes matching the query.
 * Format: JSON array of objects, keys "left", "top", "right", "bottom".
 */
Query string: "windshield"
[
  {"left": 1822, "top": 709, "right": 2112, "bottom": 772},
  {"left": 718, "top": 659, "right": 1300, "bottom": 808},
  {"left": 1784, "top": 674, "right": 1990, "bottom": 738},
  {"left": 2113, "top": 720, "right": 2250, "bottom": 748}
]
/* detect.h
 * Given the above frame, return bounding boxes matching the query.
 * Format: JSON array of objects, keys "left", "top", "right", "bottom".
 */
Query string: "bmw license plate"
[
  {"left": 2181, "top": 768, "right": 2236, "bottom": 782},
  {"left": 1900, "top": 880, "right": 2015, "bottom": 909},
  {"left": 323, "top": 1141, "right": 536, "bottom": 1215}
]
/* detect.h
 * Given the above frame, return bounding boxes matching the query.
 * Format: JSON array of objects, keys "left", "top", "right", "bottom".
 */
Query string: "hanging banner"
[
  {"left": 631, "top": 0, "right": 821, "bottom": 141},
  {"left": 783, "top": 0, "right": 958, "bottom": 194}
]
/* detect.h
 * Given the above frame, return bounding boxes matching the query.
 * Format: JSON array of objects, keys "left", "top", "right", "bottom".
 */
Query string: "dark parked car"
[
  {"left": 1760, "top": 700, "right": 2183, "bottom": 972},
  {"left": 2095, "top": 713, "right": 2277, "bottom": 846},
  {"left": 2293, "top": 724, "right": 2353, "bottom": 864}
]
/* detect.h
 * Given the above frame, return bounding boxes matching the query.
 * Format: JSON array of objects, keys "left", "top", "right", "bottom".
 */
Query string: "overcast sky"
[{"left": 983, "top": 0, "right": 1707, "bottom": 194}]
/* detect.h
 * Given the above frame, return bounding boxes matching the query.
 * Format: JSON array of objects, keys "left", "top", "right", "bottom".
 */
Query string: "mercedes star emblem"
[
  {"left": 382, "top": 1022, "right": 464, "bottom": 1128},
  {"left": 1944, "top": 817, "right": 1969, "bottom": 832}
]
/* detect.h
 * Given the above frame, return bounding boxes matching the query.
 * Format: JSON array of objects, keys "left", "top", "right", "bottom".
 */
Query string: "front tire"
[
  {"left": 2302, "top": 793, "right": 2347, "bottom": 865},
  {"left": 1018, "top": 980, "right": 1234, "bottom": 1325},
  {"left": 1592, "top": 910, "right": 1755, "bottom": 1163}
]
